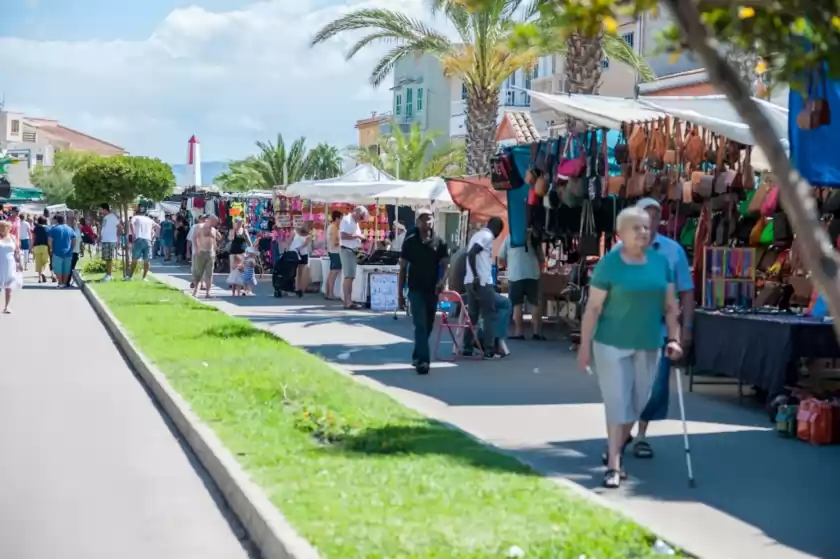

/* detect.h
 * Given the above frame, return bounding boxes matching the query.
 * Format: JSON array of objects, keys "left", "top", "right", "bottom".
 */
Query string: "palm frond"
[{"left": 603, "top": 34, "right": 656, "bottom": 82}]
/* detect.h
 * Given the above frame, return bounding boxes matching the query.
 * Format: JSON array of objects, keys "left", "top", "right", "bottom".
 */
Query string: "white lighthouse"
[{"left": 186, "top": 135, "right": 202, "bottom": 186}]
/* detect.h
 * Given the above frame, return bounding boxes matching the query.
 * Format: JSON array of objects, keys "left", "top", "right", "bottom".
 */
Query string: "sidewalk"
[
  {"left": 0, "top": 274, "right": 254, "bottom": 559},
  {"left": 153, "top": 261, "right": 840, "bottom": 559}
]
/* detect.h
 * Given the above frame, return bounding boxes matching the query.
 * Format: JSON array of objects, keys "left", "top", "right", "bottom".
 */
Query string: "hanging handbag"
[
  {"left": 578, "top": 199, "right": 599, "bottom": 257},
  {"left": 556, "top": 136, "right": 586, "bottom": 179},
  {"left": 797, "top": 70, "right": 832, "bottom": 130},
  {"left": 679, "top": 218, "right": 698, "bottom": 248},
  {"left": 490, "top": 152, "right": 522, "bottom": 191},
  {"left": 683, "top": 124, "right": 705, "bottom": 169},
  {"left": 760, "top": 185, "right": 779, "bottom": 217},
  {"left": 773, "top": 211, "right": 793, "bottom": 244},
  {"left": 614, "top": 123, "right": 629, "bottom": 165},
  {"left": 748, "top": 178, "right": 772, "bottom": 214},
  {"left": 628, "top": 123, "right": 647, "bottom": 162},
  {"left": 524, "top": 143, "right": 540, "bottom": 185}
]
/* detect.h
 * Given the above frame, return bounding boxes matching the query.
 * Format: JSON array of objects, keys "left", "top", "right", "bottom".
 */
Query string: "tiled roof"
[
  {"left": 499, "top": 110, "right": 541, "bottom": 144},
  {"left": 24, "top": 118, "right": 126, "bottom": 156}
]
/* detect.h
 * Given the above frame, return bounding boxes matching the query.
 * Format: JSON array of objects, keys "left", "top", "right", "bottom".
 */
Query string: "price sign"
[
  {"left": 277, "top": 214, "right": 292, "bottom": 228},
  {"left": 369, "top": 272, "right": 398, "bottom": 312},
  {"left": 292, "top": 215, "right": 304, "bottom": 228}
]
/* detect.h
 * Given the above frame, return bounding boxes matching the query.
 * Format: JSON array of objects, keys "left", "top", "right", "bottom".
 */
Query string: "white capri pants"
[{"left": 592, "top": 341, "right": 660, "bottom": 425}]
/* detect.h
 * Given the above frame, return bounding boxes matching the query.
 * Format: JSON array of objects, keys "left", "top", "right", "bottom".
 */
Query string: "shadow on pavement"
[{"left": 515, "top": 429, "right": 840, "bottom": 559}]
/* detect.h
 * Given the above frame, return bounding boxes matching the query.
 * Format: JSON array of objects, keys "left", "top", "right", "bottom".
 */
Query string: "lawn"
[{"left": 89, "top": 276, "right": 681, "bottom": 559}]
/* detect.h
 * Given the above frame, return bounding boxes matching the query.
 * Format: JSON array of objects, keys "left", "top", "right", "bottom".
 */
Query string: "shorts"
[
  {"left": 192, "top": 251, "right": 215, "bottom": 284},
  {"left": 132, "top": 238, "right": 151, "bottom": 261},
  {"left": 339, "top": 248, "right": 358, "bottom": 279},
  {"left": 53, "top": 255, "right": 73, "bottom": 276},
  {"left": 328, "top": 252, "right": 342, "bottom": 271},
  {"left": 509, "top": 278, "right": 539, "bottom": 306},
  {"left": 20, "top": 239, "right": 30, "bottom": 251},
  {"left": 33, "top": 245, "right": 49, "bottom": 271},
  {"left": 161, "top": 237, "right": 174, "bottom": 248},
  {"left": 101, "top": 242, "right": 117, "bottom": 260},
  {"left": 592, "top": 341, "right": 659, "bottom": 425}
]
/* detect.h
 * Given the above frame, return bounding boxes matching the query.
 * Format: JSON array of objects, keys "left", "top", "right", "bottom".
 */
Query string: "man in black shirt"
[{"left": 398, "top": 208, "right": 449, "bottom": 375}]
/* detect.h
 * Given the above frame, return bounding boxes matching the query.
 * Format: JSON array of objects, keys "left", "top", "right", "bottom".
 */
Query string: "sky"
[{"left": 0, "top": 0, "right": 450, "bottom": 164}]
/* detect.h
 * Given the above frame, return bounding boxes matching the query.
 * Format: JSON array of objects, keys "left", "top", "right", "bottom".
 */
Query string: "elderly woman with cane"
[{"left": 577, "top": 206, "right": 683, "bottom": 489}]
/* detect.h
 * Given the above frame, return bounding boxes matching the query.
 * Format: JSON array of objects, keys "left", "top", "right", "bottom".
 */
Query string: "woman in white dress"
[{"left": 0, "top": 220, "right": 24, "bottom": 314}]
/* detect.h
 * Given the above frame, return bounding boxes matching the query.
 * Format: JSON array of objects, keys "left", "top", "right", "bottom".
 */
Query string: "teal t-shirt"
[{"left": 590, "top": 248, "right": 672, "bottom": 350}]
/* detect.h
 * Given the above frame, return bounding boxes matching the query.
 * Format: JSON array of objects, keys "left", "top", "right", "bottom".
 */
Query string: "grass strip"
[{"left": 90, "top": 277, "right": 680, "bottom": 558}]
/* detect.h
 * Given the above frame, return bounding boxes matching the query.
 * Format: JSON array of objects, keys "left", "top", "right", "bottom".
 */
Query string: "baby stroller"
[{"left": 272, "top": 251, "right": 299, "bottom": 297}]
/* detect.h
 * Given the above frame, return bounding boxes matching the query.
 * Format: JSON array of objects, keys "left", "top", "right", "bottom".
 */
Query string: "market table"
[{"left": 692, "top": 309, "right": 840, "bottom": 399}]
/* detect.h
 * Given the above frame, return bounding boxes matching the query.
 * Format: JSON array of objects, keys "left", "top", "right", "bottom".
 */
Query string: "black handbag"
[{"left": 578, "top": 200, "right": 599, "bottom": 257}]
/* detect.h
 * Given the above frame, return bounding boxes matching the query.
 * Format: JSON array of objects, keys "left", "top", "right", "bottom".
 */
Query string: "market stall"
[{"left": 511, "top": 89, "right": 840, "bottom": 410}]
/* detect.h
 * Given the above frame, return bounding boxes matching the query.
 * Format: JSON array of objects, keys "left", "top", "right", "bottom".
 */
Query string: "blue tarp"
[
  {"left": 505, "top": 131, "right": 621, "bottom": 247},
  {"left": 789, "top": 78, "right": 840, "bottom": 187}
]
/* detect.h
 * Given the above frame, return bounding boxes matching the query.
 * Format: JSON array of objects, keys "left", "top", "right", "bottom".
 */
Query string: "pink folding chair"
[{"left": 434, "top": 290, "right": 484, "bottom": 362}]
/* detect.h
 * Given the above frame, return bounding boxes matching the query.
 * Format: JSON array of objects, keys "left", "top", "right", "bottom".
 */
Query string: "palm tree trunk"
[
  {"left": 565, "top": 32, "right": 604, "bottom": 95},
  {"left": 465, "top": 87, "right": 500, "bottom": 175}
]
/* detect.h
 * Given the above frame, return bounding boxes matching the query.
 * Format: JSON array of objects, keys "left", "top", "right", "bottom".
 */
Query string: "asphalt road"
[{"left": 0, "top": 277, "right": 255, "bottom": 559}]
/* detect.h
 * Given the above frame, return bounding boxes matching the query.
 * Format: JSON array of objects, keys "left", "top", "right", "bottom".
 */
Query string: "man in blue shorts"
[{"left": 47, "top": 214, "right": 76, "bottom": 288}]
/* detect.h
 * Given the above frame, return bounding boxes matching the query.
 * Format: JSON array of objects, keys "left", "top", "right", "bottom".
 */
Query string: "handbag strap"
[{"left": 601, "top": 128, "right": 609, "bottom": 197}]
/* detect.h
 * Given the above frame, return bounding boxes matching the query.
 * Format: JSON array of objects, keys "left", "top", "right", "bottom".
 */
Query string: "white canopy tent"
[
  {"left": 527, "top": 90, "right": 789, "bottom": 171},
  {"left": 372, "top": 177, "right": 456, "bottom": 208},
  {"left": 284, "top": 163, "right": 409, "bottom": 203}
]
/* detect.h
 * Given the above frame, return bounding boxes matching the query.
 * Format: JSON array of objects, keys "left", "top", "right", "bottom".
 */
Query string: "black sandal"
[
  {"left": 603, "top": 469, "right": 621, "bottom": 489},
  {"left": 601, "top": 435, "right": 633, "bottom": 466},
  {"left": 632, "top": 438, "right": 654, "bottom": 459}
]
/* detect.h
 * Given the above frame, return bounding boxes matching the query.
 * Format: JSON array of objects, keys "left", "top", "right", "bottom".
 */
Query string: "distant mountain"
[{"left": 170, "top": 161, "right": 230, "bottom": 186}]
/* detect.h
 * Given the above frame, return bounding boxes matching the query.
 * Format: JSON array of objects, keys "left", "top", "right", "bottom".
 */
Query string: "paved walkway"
[
  {"left": 0, "top": 273, "right": 254, "bottom": 559},
  {"left": 153, "top": 262, "right": 840, "bottom": 559}
]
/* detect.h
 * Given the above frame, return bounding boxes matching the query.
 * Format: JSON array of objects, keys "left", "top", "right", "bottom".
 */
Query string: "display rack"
[{"left": 702, "top": 247, "right": 756, "bottom": 308}]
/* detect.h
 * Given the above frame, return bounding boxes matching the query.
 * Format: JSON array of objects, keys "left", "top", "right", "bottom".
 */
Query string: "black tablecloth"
[{"left": 693, "top": 310, "right": 840, "bottom": 395}]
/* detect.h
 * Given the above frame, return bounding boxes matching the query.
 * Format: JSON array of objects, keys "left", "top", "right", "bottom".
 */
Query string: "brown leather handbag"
[
  {"left": 683, "top": 125, "right": 705, "bottom": 168},
  {"left": 628, "top": 124, "right": 647, "bottom": 162},
  {"left": 797, "top": 72, "right": 832, "bottom": 130}
]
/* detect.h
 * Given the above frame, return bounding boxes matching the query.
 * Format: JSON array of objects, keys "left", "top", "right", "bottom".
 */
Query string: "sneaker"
[
  {"left": 123, "top": 276, "right": 132, "bottom": 281},
  {"left": 483, "top": 351, "right": 501, "bottom": 360},
  {"left": 102, "top": 275, "right": 112, "bottom": 282},
  {"left": 415, "top": 362, "right": 430, "bottom": 375},
  {"left": 496, "top": 339, "right": 511, "bottom": 358}
]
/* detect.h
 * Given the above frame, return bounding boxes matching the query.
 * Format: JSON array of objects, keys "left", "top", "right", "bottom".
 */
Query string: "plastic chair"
[{"left": 433, "top": 291, "right": 484, "bottom": 362}]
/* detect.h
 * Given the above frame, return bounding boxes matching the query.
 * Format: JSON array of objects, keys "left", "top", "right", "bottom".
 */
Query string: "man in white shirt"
[
  {"left": 18, "top": 214, "right": 31, "bottom": 270},
  {"left": 126, "top": 208, "right": 159, "bottom": 281},
  {"left": 465, "top": 217, "right": 509, "bottom": 358},
  {"left": 338, "top": 205, "right": 369, "bottom": 309},
  {"left": 99, "top": 203, "right": 122, "bottom": 282}
]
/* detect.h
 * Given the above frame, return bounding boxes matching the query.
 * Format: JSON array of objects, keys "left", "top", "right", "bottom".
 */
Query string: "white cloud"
[{"left": 0, "top": 0, "right": 454, "bottom": 163}]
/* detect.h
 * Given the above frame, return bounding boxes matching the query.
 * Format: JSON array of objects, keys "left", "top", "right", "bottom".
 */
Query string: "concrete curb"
[
  {"left": 73, "top": 271, "right": 321, "bottom": 559},
  {"left": 148, "top": 271, "right": 702, "bottom": 559}
]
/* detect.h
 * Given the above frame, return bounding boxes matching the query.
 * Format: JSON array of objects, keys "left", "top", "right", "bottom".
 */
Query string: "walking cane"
[{"left": 673, "top": 366, "right": 696, "bottom": 488}]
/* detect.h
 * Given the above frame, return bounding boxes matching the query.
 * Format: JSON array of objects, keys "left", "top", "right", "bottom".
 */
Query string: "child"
[
  {"left": 227, "top": 253, "right": 245, "bottom": 296},
  {"left": 243, "top": 247, "right": 258, "bottom": 295}
]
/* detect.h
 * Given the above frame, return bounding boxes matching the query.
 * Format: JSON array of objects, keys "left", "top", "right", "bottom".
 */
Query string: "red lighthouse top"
[{"left": 188, "top": 135, "right": 199, "bottom": 144}]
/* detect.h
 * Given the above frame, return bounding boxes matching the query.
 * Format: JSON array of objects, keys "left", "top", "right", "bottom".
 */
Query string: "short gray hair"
[
  {"left": 354, "top": 205, "right": 370, "bottom": 218},
  {"left": 616, "top": 206, "right": 650, "bottom": 233}
]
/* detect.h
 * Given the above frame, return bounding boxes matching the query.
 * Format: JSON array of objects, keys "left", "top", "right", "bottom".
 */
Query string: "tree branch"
[{"left": 663, "top": 0, "right": 840, "bottom": 337}]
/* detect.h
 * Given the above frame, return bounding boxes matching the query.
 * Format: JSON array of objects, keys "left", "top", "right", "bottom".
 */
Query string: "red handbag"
[{"left": 555, "top": 136, "right": 586, "bottom": 179}]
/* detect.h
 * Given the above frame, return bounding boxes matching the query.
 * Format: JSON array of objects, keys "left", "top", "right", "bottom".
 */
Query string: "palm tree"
[
  {"left": 215, "top": 134, "right": 315, "bottom": 191},
  {"left": 348, "top": 122, "right": 465, "bottom": 180},
  {"left": 312, "top": 0, "right": 653, "bottom": 175},
  {"left": 307, "top": 142, "right": 343, "bottom": 180},
  {"left": 562, "top": 31, "right": 655, "bottom": 94}
]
